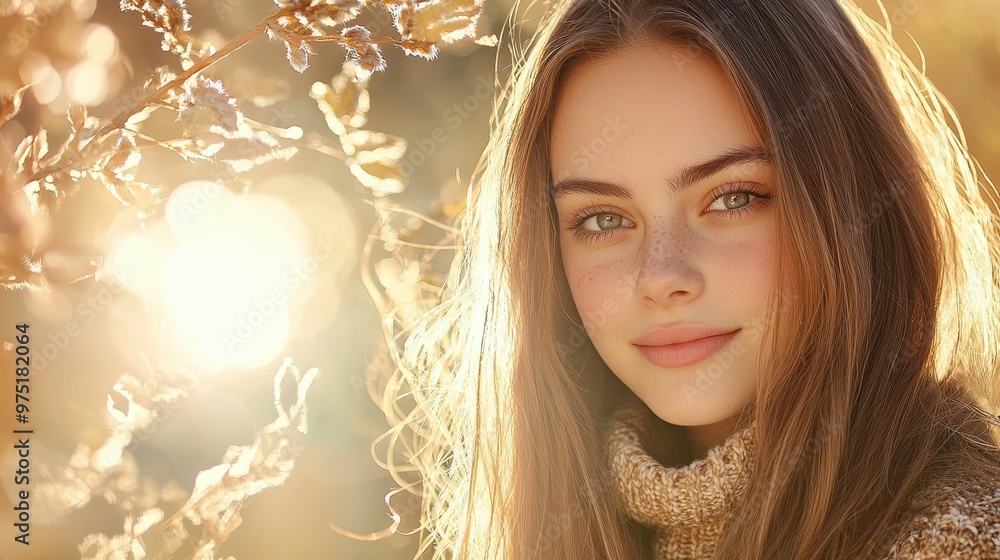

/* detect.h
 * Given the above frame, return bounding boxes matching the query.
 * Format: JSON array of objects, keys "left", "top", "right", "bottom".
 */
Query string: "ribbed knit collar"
[
  {"left": 606, "top": 394, "right": 756, "bottom": 530},
  {"left": 606, "top": 394, "right": 1000, "bottom": 560}
]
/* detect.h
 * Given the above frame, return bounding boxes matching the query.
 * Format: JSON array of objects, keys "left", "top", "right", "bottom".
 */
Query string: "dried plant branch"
[
  {"left": 21, "top": 18, "right": 269, "bottom": 189},
  {"left": 3, "top": 1, "right": 497, "bottom": 558},
  {"left": 310, "top": 34, "right": 407, "bottom": 45},
  {"left": 3, "top": 0, "right": 493, "bottom": 290},
  {"left": 36, "top": 363, "right": 196, "bottom": 524},
  {"left": 88, "top": 20, "right": 271, "bottom": 158},
  {"left": 76, "top": 359, "right": 320, "bottom": 560}
]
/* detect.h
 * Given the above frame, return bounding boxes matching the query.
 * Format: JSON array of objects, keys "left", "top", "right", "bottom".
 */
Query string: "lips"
[
  {"left": 633, "top": 326, "right": 740, "bottom": 368},
  {"left": 632, "top": 325, "right": 740, "bottom": 347}
]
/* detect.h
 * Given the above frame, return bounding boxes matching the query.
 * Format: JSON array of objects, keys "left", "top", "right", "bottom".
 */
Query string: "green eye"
[
  {"left": 578, "top": 212, "right": 634, "bottom": 234},
  {"left": 565, "top": 206, "right": 635, "bottom": 242},
  {"left": 722, "top": 192, "right": 750, "bottom": 209},
  {"left": 593, "top": 214, "right": 625, "bottom": 230},
  {"left": 705, "top": 183, "right": 772, "bottom": 216}
]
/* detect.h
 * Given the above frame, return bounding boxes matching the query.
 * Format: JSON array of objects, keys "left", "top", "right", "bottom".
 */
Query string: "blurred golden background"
[{"left": 0, "top": 0, "right": 997, "bottom": 558}]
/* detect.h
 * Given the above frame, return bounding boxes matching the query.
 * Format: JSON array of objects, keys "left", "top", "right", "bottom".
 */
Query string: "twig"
[
  {"left": 362, "top": 199, "right": 461, "bottom": 235},
  {"left": 22, "top": 17, "right": 274, "bottom": 187},
  {"left": 311, "top": 34, "right": 407, "bottom": 47},
  {"left": 90, "top": 20, "right": 272, "bottom": 151}
]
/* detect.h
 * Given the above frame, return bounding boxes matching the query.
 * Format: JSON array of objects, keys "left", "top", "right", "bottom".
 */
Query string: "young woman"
[{"left": 372, "top": 0, "right": 1000, "bottom": 558}]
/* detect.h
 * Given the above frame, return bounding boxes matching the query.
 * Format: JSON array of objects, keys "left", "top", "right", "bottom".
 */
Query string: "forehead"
[{"left": 549, "top": 42, "right": 761, "bottom": 183}]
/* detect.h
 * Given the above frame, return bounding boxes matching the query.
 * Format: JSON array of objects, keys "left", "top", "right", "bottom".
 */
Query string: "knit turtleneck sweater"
[{"left": 606, "top": 394, "right": 1000, "bottom": 559}]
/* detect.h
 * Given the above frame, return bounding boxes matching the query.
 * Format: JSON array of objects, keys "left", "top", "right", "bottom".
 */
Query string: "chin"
[{"left": 634, "top": 384, "right": 747, "bottom": 427}]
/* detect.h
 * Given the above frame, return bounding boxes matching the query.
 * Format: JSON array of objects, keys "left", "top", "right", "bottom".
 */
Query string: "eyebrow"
[{"left": 550, "top": 145, "right": 772, "bottom": 200}]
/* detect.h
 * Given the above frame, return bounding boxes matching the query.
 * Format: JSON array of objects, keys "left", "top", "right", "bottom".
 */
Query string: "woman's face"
[{"left": 549, "top": 42, "right": 777, "bottom": 450}]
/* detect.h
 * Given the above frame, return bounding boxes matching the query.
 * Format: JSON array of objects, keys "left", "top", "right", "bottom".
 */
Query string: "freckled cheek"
[
  {"left": 715, "top": 235, "right": 777, "bottom": 301},
  {"left": 564, "top": 256, "right": 632, "bottom": 323}
]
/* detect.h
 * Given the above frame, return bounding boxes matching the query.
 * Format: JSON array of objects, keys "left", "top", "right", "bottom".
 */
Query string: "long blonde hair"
[{"left": 369, "top": 0, "right": 1000, "bottom": 558}]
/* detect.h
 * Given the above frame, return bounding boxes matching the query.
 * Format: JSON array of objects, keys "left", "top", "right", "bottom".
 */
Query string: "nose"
[{"left": 634, "top": 233, "right": 704, "bottom": 308}]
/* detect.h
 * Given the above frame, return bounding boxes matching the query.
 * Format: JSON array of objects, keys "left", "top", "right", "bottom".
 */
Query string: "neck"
[{"left": 686, "top": 416, "right": 739, "bottom": 460}]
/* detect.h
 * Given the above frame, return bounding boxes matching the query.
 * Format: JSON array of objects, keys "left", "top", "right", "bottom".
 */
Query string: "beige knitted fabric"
[{"left": 606, "top": 394, "right": 1000, "bottom": 559}]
